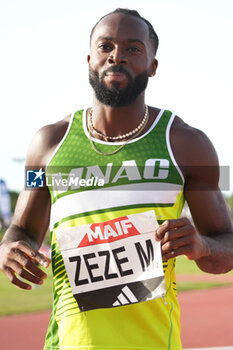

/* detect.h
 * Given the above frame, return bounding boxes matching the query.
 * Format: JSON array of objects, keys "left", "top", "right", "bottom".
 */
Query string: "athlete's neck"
[{"left": 90, "top": 95, "right": 146, "bottom": 140}]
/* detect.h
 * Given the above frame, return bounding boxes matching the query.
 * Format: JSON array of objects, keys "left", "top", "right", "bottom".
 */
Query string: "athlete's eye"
[
  {"left": 128, "top": 47, "right": 141, "bottom": 53},
  {"left": 98, "top": 44, "right": 113, "bottom": 52}
]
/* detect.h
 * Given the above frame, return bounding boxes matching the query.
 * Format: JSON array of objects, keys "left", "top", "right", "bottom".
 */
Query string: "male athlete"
[{"left": 0, "top": 8, "right": 233, "bottom": 350}]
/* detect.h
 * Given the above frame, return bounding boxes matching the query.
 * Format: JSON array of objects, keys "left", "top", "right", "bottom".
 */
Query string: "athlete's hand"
[
  {"left": 155, "top": 218, "right": 210, "bottom": 261},
  {"left": 0, "top": 240, "right": 51, "bottom": 290}
]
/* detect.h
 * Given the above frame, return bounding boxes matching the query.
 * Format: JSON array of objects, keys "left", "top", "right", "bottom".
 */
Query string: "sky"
[{"left": 0, "top": 0, "right": 233, "bottom": 194}]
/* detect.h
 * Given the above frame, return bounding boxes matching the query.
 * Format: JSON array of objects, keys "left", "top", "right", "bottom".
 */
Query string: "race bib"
[{"left": 56, "top": 210, "right": 166, "bottom": 312}]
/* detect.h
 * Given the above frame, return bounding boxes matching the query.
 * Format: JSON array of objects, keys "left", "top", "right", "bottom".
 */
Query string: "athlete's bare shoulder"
[
  {"left": 26, "top": 114, "right": 72, "bottom": 167},
  {"left": 170, "top": 116, "right": 219, "bottom": 183}
]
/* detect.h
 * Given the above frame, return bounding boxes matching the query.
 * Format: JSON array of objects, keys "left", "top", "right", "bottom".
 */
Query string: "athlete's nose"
[{"left": 108, "top": 47, "right": 128, "bottom": 65}]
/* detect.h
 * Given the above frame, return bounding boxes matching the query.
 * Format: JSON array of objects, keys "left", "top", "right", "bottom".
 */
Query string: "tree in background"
[
  {"left": 0, "top": 190, "right": 18, "bottom": 236},
  {"left": 9, "top": 191, "right": 19, "bottom": 213}
]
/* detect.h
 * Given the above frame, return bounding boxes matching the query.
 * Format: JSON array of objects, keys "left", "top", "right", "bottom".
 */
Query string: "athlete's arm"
[
  {"left": 156, "top": 118, "right": 233, "bottom": 273},
  {"left": 0, "top": 189, "right": 51, "bottom": 289},
  {"left": 0, "top": 117, "right": 70, "bottom": 289}
]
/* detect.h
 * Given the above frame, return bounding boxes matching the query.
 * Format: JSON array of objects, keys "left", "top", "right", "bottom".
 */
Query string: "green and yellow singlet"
[{"left": 44, "top": 108, "right": 185, "bottom": 350}]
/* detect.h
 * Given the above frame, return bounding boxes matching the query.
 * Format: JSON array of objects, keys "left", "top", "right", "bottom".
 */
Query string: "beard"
[{"left": 89, "top": 65, "right": 149, "bottom": 107}]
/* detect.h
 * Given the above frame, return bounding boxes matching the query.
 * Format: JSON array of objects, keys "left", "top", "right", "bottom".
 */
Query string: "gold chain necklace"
[{"left": 87, "top": 105, "right": 149, "bottom": 156}]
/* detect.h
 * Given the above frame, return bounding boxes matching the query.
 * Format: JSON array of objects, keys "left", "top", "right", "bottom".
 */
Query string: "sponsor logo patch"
[{"left": 78, "top": 216, "right": 140, "bottom": 247}]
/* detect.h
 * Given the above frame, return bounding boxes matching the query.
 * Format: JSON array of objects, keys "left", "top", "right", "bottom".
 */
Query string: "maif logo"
[
  {"left": 78, "top": 216, "right": 140, "bottom": 247},
  {"left": 26, "top": 168, "right": 45, "bottom": 188}
]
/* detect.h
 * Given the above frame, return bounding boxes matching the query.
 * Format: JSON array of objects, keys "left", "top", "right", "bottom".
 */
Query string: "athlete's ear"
[{"left": 149, "top": 59, "right": 158, "bottom": 77}]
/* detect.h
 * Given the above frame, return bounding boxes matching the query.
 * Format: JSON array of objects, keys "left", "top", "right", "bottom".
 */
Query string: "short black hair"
[{"left": 90, "top": 8, "right": 159, "bottom": 56}]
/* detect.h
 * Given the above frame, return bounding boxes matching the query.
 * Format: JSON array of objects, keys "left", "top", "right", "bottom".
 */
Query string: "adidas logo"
[{"left": 112, "top": 286, "right": 138, "bottom": 306}]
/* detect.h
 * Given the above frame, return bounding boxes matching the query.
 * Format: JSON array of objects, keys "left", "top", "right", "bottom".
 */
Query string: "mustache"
[{"left": 103, "top": 66, "right": 131, "bottom": 79}]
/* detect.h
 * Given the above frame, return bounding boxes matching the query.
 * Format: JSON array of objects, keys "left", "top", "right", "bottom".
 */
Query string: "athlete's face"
[{"left": 88, "top": 13, "right": 158, "bottom": 107}]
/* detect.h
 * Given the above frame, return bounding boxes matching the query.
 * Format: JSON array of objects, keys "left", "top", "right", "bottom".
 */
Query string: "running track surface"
[{"left": 0, "top": 286, "right": 233, "bottom": 350}]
